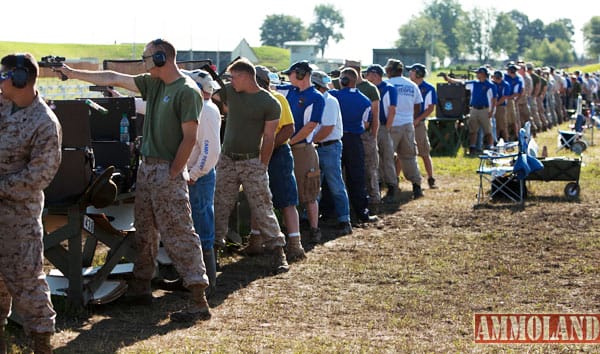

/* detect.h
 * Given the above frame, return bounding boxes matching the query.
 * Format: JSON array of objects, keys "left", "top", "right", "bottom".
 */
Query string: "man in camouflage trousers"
[
  {"left": 58, "top": 39, "right": 211, "bottom": 323},
  {"left": 0, "top": 53, "right": 61, "bottom": 354},
  {"left": 213, "top": 58, "right": 289, "bottom": 273}
]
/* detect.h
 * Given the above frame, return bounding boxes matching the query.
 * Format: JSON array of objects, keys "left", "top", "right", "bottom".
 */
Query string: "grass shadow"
[
  {"left": 6, "top": 291, "right": 200, "bottom": 353},
  {"left": 209, "top": 252, "right": 279, "bottom": 308}
]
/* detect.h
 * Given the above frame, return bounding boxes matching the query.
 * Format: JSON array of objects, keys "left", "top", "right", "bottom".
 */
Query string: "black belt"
[
  {"left": 141, "top": 156, "right": 170, "bottom": 164},
  {"left": 316, "top": 140, "right": 339, "bottom": 148},
  {"left": 224, "top": 151, "right": 259, "bottom": 161},
  {"left": 471, "top": 105, "right": 489, "bottom": 110}
]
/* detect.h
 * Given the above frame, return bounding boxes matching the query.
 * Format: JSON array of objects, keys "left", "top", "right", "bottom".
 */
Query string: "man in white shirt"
[
  {"left": 185, "top": 69, "right": 221, "bottom": 296},
  {"left": 311, "top": 70, "right": 352, "bottom": 235},
  {"left": 385, "top": 59, "right": 424, "bottom": 199}
]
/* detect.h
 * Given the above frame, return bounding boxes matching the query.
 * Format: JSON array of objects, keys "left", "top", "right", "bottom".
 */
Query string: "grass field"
[{"left": 0, "top": 41, "right": 291, "bottom": 71}]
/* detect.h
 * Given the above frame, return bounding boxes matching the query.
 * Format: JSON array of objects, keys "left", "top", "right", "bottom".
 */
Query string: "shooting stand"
[{"left": 42, "top": 99, "right": 138, "bottom": 312}]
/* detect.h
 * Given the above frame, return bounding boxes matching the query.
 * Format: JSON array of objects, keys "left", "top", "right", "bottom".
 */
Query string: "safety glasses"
[{"left": 0, "top": 71, "right": 12, "bottom": 82}]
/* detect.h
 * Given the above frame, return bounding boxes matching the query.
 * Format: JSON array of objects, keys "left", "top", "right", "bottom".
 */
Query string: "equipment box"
[{"left": 527, "top": 157, "right": 581, "bottom": 181}]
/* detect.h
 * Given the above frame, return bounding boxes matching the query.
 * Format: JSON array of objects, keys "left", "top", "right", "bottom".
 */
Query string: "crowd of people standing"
[{"left": 2, "top": 37, "right": 598, "bottom": 352}]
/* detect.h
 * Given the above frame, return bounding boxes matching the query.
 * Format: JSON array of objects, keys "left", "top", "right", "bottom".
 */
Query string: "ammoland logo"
[{"left": 474, "top": 314, "right": 600, "bottom": 344}]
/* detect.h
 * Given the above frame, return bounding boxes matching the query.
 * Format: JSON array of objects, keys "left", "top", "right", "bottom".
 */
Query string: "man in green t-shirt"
[
  {"left": 56, "top": 38, "right": 211, "bottom": 323},
  {"left": 213, "top": 58, "right": 289, "bottom": 274}
]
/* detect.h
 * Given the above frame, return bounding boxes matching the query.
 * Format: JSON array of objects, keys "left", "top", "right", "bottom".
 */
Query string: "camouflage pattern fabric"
[
  {"left": 0, "top": 95, "right": 61, "bottom": 334},
  {"left": 133, "top": 161, "right": 208, "bottom": 287},
  {"left": 214, "top": 155, "right": 285, "bottom": 247}
]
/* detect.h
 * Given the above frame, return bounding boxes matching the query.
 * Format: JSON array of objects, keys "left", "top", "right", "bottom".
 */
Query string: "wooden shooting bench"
[{"left": 42, "top": 99, "right": 138, "bottom": 311}]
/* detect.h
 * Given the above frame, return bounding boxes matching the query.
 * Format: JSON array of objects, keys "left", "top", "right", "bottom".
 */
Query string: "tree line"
[{"left": 259, "top": 0, "right": 600, "bottom": 67}]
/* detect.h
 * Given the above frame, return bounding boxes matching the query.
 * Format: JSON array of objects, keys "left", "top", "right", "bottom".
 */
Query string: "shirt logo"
[{"left": 163, "top": 96, "right": 170, "bottom": 103}]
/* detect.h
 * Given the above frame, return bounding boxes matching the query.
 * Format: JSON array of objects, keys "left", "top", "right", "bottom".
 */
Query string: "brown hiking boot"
[
  {"left": 308, "top": 227, "right": 322, "bottom": 244},
  {"left": 170, "top": 283, "right": 211, "bottom": 322},
  {"left": 240, "top": 233, "right": 264, "bottom": 256},
  {"left": 270, "top": 246, "right": 290, "bottom": 274},
  {"left": 285, "top": 236, "right": 306, "bottom": 262},
  {"left": 335, "top": 221, "right": 353, "bottom": 236},
  {"left": 122, "top": 278, "right": 153, "bottom": 306},
  {"left": 31, "top": 332, "right": 53, "bottom": 354}
]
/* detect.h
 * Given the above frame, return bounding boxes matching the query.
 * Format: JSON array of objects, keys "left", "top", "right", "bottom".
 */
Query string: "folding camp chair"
[
  {"left": 476, "top": 124, "right": 542, "bottom": 204},
  {"left": 557, "top": 113, "right": 587, "bottom": 154},
  {"left": 477, "top": 151, "right": 524, "bottom": 204}
]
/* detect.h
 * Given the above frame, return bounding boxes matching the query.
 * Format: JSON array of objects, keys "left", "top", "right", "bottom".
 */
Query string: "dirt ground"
[{"left": 6, "top": 126, "right": 600, "bottom": 353}]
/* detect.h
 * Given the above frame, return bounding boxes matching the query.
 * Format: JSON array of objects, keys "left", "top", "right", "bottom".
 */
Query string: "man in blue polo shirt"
[
  {"left": 330, "top": 68, "right": 377, "bottom": 224},
  {"left": 407, "top": 63, "right": 438, "bottom": 189},
  {"left": 491, "top": 70, "right": 511, "bottom": 142},
  {"left": 277, "top": 60, "right": 324, "bottom": 243},
  {"left": 364, "top": 64, "right": 398, "bottom": 201},
  {"left": 504, "top": 63, "right": 523, "bottom": 140},
  {"left": 443, "top": 66, "right": 497, "bottom": 155}
]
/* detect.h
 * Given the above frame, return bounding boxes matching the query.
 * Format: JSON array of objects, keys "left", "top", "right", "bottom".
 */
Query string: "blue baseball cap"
[
  {"left": 473, "top": 66, "right": 489, "bottom": 76},
  {"left": 363, "top": 64, "right": 384, "bottom": 76},
  {"left": 406, "top": 63, "right": 427, "bottom": 77}
]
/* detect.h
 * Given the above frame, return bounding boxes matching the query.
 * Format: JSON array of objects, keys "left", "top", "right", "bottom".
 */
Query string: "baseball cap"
[
  {"left": 385, "top": 59, "right": 403, "bottom": 71},
  {"left": 282, "top": 60, "right": 312, "bottom": 75},
  {"left": 493, "top": 70, "right": 503, "bottom": 79},
  {"left": 363, "top": 64, "right": 384, "bottom": 76},
  {"left": 184, "top": 69, "right": 220, "bottom": 93},
  {"left": 507, "top": 64, "right": 519, "bottom": 72},
  {"left": 473, "top": 66, "right": 489, "bottom": 76},
  {"left": 339, "top": 59, "right": 361, "bottom": 70},
  {"left": 255, "top": 65, "right": 271, "bottom": 84},
  {"left": 406, "top": 63, "right": 427, "bottom": 77},
  {"left": 255, "top": 66, "right": 281, "bottom": 85},
  {"left": 311, "top": 70, "right": 332, "bottom": 88},
  {"left": 525, "top": 63, "right": 534, "bottom": 70}
]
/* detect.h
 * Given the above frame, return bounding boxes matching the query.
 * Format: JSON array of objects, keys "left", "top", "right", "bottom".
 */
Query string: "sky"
[{"left": 2, "top": 0, "right": 596, "bottom": 64}]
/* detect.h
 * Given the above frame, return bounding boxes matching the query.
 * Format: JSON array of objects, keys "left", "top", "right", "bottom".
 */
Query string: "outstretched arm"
[{"left": 56, "top": 64, "right": 139, "bottom": 93}]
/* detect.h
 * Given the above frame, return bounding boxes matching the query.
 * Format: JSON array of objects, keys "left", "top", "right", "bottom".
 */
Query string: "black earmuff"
[
  {"left": 151, "top": 39, "right": 167, "bottom": 67},
  {"left": 12, "top": 54, "right": 29, "bottom": 89},
  {"left": 340, "top": 76, "right": 350, "bottom": 87}
]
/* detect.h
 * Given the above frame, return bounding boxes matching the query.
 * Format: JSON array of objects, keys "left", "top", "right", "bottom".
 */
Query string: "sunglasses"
[{"left": 0, "top": 71, "right": 13, "bottom": 82}]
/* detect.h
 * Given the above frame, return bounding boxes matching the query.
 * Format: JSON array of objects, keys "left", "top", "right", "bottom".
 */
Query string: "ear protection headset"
[
  {"left": 12, "top": 54, "right": 29, "bottom": 89},
  {"left": 340, "top": 76, "right": 350, "bottom": 87},
  {"left": 151, "top": 39, "right": 167, "bottom": 67}
]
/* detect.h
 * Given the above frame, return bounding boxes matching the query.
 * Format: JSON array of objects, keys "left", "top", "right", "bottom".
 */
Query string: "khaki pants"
[
  {"left": 361, "top": 131, "right": 380, "bottom": 203},
  {"left": 390, "top": 123, "right": 422, "bottom": 185}
]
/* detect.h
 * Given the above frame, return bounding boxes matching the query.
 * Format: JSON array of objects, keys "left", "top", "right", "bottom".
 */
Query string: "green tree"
[
  {"left": 423, "top": 0, "right": 466, "bottom": 60},
  {"left": 396, "top": 15, "right": 448, "bottom": 63},
  {"left": 307, "top": 4, "right": 345, "bottom": 57},
  {"left": 525, "top": 38, "right": 575, "bottom": 67},
  {"left": 260, "top": 14, "right": 306, "bottom": 47},
  {"left": 490, "top": 12, "right": 519, "bottom": 60},
  {"left": 545, "top": 20, "right": 573, "bottom": 43},
  {"left": 507, "top": 10, "right": 531, "bottom": 57},
  {"left": 583, "top": 16, "right": 600, "bottom": 58}
]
